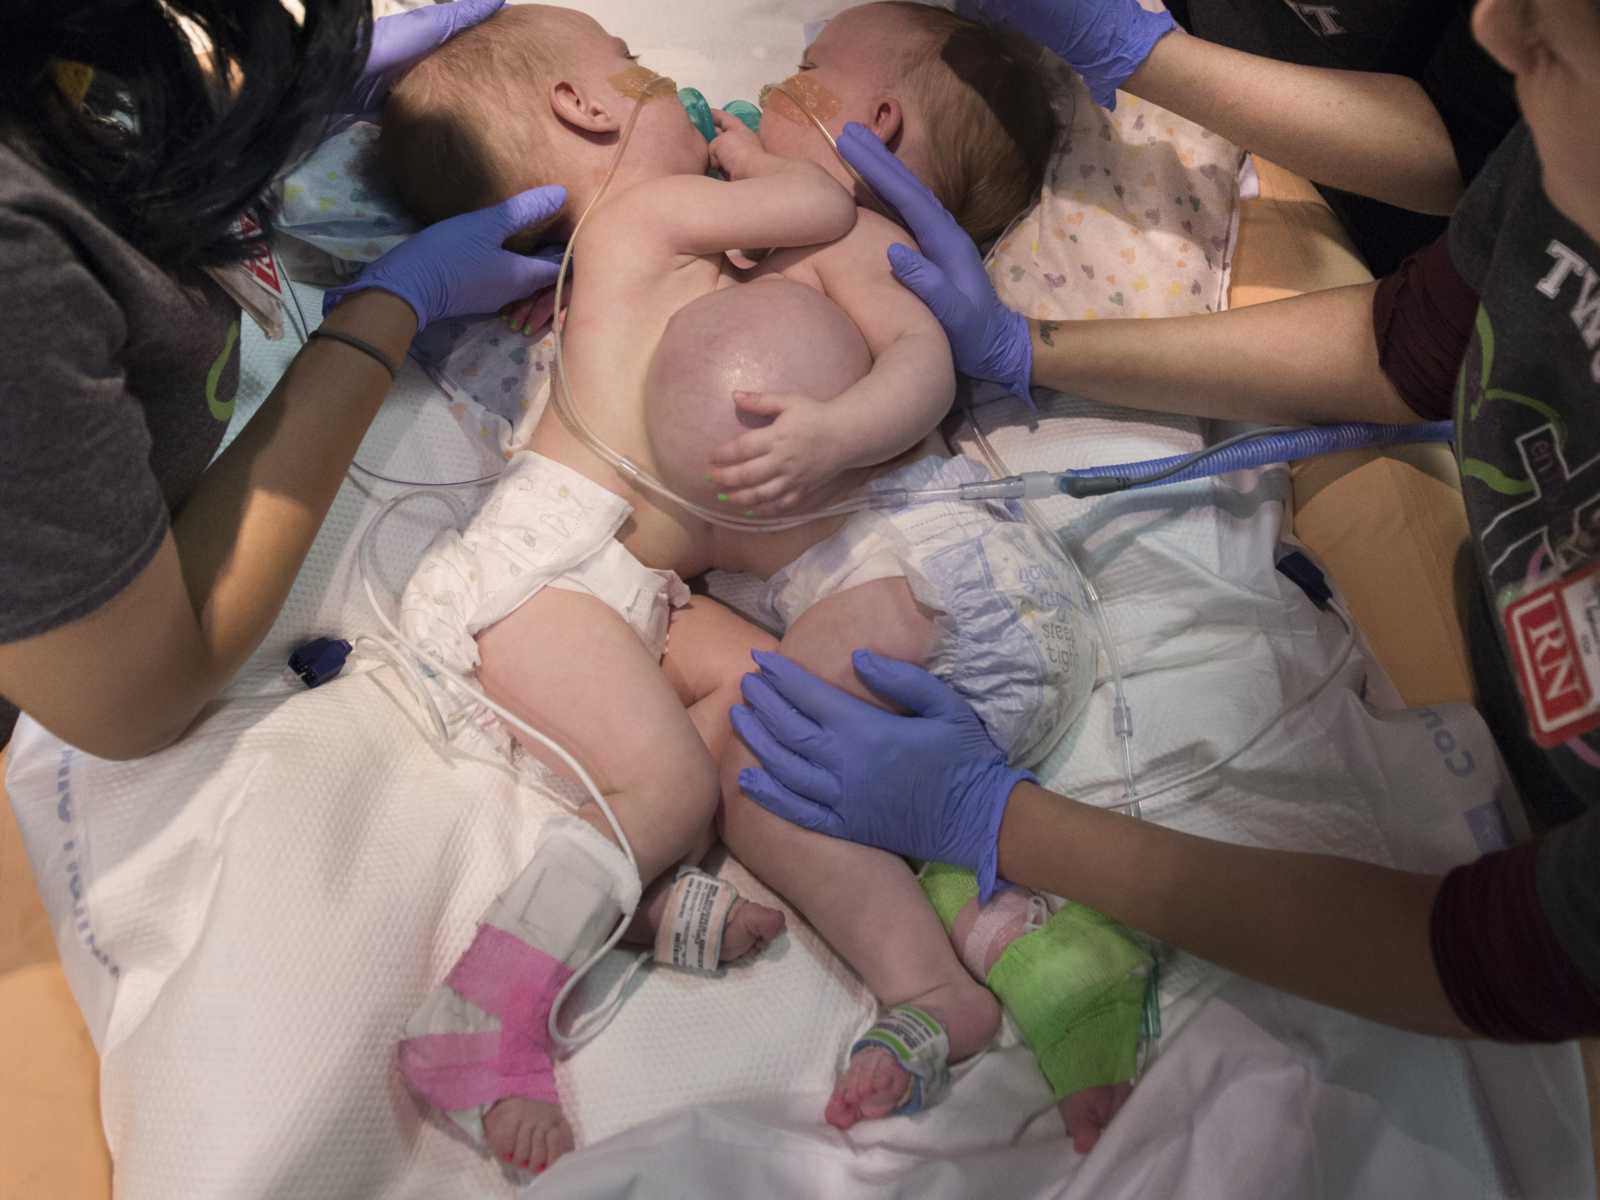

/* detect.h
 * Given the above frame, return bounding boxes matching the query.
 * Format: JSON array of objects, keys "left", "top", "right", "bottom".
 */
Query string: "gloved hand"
[
  {"left": 731, "top": 649, "right": 1033, "bottom": 900},
  {"left": 960, "top": 0, "right": 1175, "bottom": 109},
  {"left": 323, "top": 186, "right": 567, "bottom": 332},
  {"left": 347, "top": 0, "right": 505, "bottom": 116},
  {"left": 835, "top": 124, "right": 1034, "bottom": 406}
]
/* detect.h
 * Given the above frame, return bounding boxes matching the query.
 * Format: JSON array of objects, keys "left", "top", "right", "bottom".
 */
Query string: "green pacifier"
[
  {"left": 678, "top": 87, "right": 716, "bottom": 141},
  {"left": 723, "top": 100, "right": 762, "bottom": 132},
  {"left": 678, "top": 88, "right": 762, "bottom": 142}
]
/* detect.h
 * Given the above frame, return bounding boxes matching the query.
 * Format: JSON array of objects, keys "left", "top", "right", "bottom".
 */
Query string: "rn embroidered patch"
[{"left": 1504, "top": 560, "right": 1600, "bottom": 747}]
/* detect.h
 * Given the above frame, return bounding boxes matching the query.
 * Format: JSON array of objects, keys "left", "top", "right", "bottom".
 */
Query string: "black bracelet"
[{"left": 308, "top": 328, "right": 399, "bottom": 380}]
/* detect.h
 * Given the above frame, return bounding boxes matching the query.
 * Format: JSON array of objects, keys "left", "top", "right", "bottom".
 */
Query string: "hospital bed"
[{"left": 1, "top": 11, "right": 1594, "bottom": 1194}]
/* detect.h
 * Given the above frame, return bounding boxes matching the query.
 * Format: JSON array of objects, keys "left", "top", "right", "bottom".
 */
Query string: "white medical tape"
[
  {"left": 654, "top": 867, "right": 737, "bottom": 974},
  {"left": 960, "top": 886, "right": 1035, "bottom": 983},
  {"left": 484, "top": 816, "right": 641, "bottom": 968}
]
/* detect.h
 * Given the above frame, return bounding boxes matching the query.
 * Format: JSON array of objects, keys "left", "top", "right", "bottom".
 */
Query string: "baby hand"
[
  {"left": 708, "top": 391, "right": 845, "bottom": 513},
  {"left": 709, "top": 110, "right": 772, "bottom": 180},
  {"left": 499, "top": 289, "right": 557, "bottom": 336},
  {"left": 497, "top": 243, "right": 567, "bottom": 334}
]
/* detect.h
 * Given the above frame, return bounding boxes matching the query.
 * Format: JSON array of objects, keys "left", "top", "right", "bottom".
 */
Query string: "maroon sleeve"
[
  {"left": 1371, "top": 234, "right": 1481, "bottom": 421},
  {"left": 1429, "top": 840, "right": 1600, "bottom": 1041}
]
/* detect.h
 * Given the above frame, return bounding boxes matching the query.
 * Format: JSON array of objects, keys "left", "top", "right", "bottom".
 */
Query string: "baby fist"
[{"left": 709, "top": 110, "right": 769, "bottom": 180}]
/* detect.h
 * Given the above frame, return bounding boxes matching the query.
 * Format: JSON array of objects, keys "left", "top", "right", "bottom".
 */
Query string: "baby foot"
[
  {"left": 484, "top": 1096, "right": 575, "bottom": 1174},
  {"left": 630, "top": 869, "right": 786, "bottom": 968},
  {"left": 921, "top": 865, "right": 1150, "bottom": 1150},
  {"left": 719, "top": 897, "right": 786, "bottom": 962},
  {"left": 827, "top": 1045, "right": 911, "bottom": 1129},
  {"left": 398, "top": 925, "right": 572, "bottom": 1163},
  {"left": 1057, "top": 1080, "right": 1133, "bottom": 1154},
  {"left": 827, "top": 982, "right": 999, "bottom": 1130}
]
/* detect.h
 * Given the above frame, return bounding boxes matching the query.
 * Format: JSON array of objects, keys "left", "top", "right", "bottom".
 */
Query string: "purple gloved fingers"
[
  {"left": 349, "top": 0, "right": 505, "bottom": 115},
  {"left": 835, "top": 125, "right": 1033, "bottom": 402}
]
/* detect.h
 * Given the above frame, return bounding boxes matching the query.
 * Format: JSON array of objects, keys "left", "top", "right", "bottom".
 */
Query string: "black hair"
[{"left": 0, "top": 0, "right": 371, "bottom": 276}]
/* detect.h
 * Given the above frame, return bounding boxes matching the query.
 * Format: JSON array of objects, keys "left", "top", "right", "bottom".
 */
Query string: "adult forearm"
[
  {"left": 1124, "top": 31, "right": 1463, "bottom": 215},
  {"left": 1031, "top": 281, "right": 1417, "bottom": 425},
  {"left": 998, "top": 782, "right": 1471, "bottom": 1036},
  {"left": 171, "top": 289, "right": 417, "bottom": 683}
]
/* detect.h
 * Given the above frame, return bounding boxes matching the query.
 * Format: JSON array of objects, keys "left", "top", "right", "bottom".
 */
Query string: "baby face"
[
  {"left": 518, "top": 5, "right": 710, "bottom": 179},
  {"left": 758, "top": 5, "right": 907, "bottom": 173},
  {"left": 1472, "top": 0, "right": 1600, "bottom": 239}
]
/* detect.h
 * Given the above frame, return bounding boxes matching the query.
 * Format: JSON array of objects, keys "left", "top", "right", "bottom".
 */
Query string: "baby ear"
[
  {"left": 550, "top": 79, "right": 623, "bottom": 135},
  {"left": 865, "top": 97, "right": 903, "bottom": 146}
]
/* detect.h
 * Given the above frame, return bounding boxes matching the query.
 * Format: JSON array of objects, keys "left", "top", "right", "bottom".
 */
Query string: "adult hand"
[
  {"left": 835, "top": 124, "right": 1034, "bottom": 405},
  {"left": 348, "top": 0, "right": 505, "bottom": 116},
  {"left": 961, "top": 0, "right": 1175, "bottom": 110},
  {"left": 323, "top": 186, "right": 567, "bottom": 332},
  {"left": 730, "top": 649, "right": 1032, "bottom": 900}
]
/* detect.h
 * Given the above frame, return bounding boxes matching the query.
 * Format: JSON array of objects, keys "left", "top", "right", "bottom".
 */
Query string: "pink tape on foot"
[{"left": 399, "top": 924, "right": 574, "bottom": 1115}]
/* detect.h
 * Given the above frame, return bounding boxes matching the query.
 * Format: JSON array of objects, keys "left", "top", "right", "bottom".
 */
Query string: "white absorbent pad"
[{"left": 8, "top": 607, "right": 1592, "bottom": 1199}]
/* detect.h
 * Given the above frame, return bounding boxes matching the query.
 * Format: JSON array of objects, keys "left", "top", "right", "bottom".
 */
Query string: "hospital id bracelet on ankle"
[{"left": 309, "top": 328, "right": 399, "bottom": 380}]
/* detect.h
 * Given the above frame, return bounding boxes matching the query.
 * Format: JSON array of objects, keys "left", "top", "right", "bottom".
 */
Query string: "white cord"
[
  {"left": 1086, "top": 597, "right": 1359, "bottom": 810},
  {"left": 354, "top": 489, "right": 649, "bottom": 1053}
]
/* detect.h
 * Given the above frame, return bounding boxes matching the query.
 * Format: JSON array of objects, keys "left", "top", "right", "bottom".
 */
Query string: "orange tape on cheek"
[
  {"left": 760, "top": 74, "right": 840, "bottom": 127},
  {"left": 608, "top": 65, "right": 677, "bottom": 100}
]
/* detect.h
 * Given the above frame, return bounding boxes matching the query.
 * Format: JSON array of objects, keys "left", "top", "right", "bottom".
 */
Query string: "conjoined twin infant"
[{"left": 385, "top": 2, "right": 1151, "bottom": 1173}]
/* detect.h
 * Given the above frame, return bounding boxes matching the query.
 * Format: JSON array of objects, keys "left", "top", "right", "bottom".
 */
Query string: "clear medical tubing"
[
  {"left": 1060, "top": 420, "right": 1455, "bottom": 494},
  {"left": 963, "top": 416, "right": 1140, "bottom": 810}
]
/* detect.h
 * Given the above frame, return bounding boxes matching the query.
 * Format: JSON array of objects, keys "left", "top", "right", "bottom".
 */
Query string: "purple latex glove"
[
  {"left": 323, "top": 185, "right": 567, "bottom": 332},
  {"left": 961, "top": 0, "right": 1175, "bottom": 110},
  {"left": 731, "top": 649, "right": 1033, "bottom": 901},
  {"left": 348, "top": 0, "right": 505, "bottom": 116},
  {"left": 835, "top": 124, "right": 1034, "bottom": 407}
]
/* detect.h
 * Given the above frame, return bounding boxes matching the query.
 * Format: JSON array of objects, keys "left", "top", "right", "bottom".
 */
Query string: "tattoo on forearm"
[{"left": 1037, "top": 321, "right": 1060, "bottom": 347}]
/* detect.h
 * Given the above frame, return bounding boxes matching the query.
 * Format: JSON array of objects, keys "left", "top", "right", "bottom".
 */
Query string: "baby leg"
[
  {"left": 922, "top": 863, "right": 1150, "bottom": 1154},
  {"left": 719, "top": 578, "right": 1001, "bottom": 1128},
  {"left": 621, "top": 594, "right": 786, "bottom": 961},
  {"left": 404, "top": 589, "right": 727, "bottom": 1174}
]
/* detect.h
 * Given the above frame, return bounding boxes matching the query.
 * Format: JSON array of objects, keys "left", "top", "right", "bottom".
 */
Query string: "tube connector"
[
  {"left": 1112, "top": 698, "right": 1134, "bottom": 739},
  {"left": 1059, "top": 473, "right": 1130, "bottom": 498},
  {"left": 953, "top": 472, "right": 1064, "bottom": 503}
]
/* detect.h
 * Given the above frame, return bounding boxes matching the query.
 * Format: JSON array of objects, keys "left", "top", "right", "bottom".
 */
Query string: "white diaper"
[
  {"left": 400, "top": 450, "right": 690, "bottom": 761},
  {"left": 764, "top": 455, "right": 1094, "bottom": 768}
]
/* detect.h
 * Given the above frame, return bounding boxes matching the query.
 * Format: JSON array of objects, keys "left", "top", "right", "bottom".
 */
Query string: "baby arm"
[
  {"left": 630, "top": 113, "right": 857, "bottom": 259},
  {"left": 709, "top": 211, "right": 955, "bottom": 512}
]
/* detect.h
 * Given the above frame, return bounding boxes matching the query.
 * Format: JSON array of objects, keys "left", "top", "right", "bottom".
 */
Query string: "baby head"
[
  {"left": 380, "top": 5, "right": 706, "bottom": 241},
  {"left": 760, "top": 2, "right": 1059, "bottom": 242}
]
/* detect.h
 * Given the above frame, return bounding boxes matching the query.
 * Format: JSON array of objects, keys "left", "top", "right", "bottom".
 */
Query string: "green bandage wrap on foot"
[
  {"left": 920, "top": 863, "right": 1152, "bottom": 1101},
  {"left": 921, "top": 860, "right": 981, "bottom": 928}
]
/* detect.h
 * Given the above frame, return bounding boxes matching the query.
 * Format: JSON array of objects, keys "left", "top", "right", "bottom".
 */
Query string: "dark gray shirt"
[
  {"left": 0, "top": 139, "right": 239, "bottom": 742},
  {"left": 1439, "top": 125, "right": 1600, "bottom": 1024}
]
